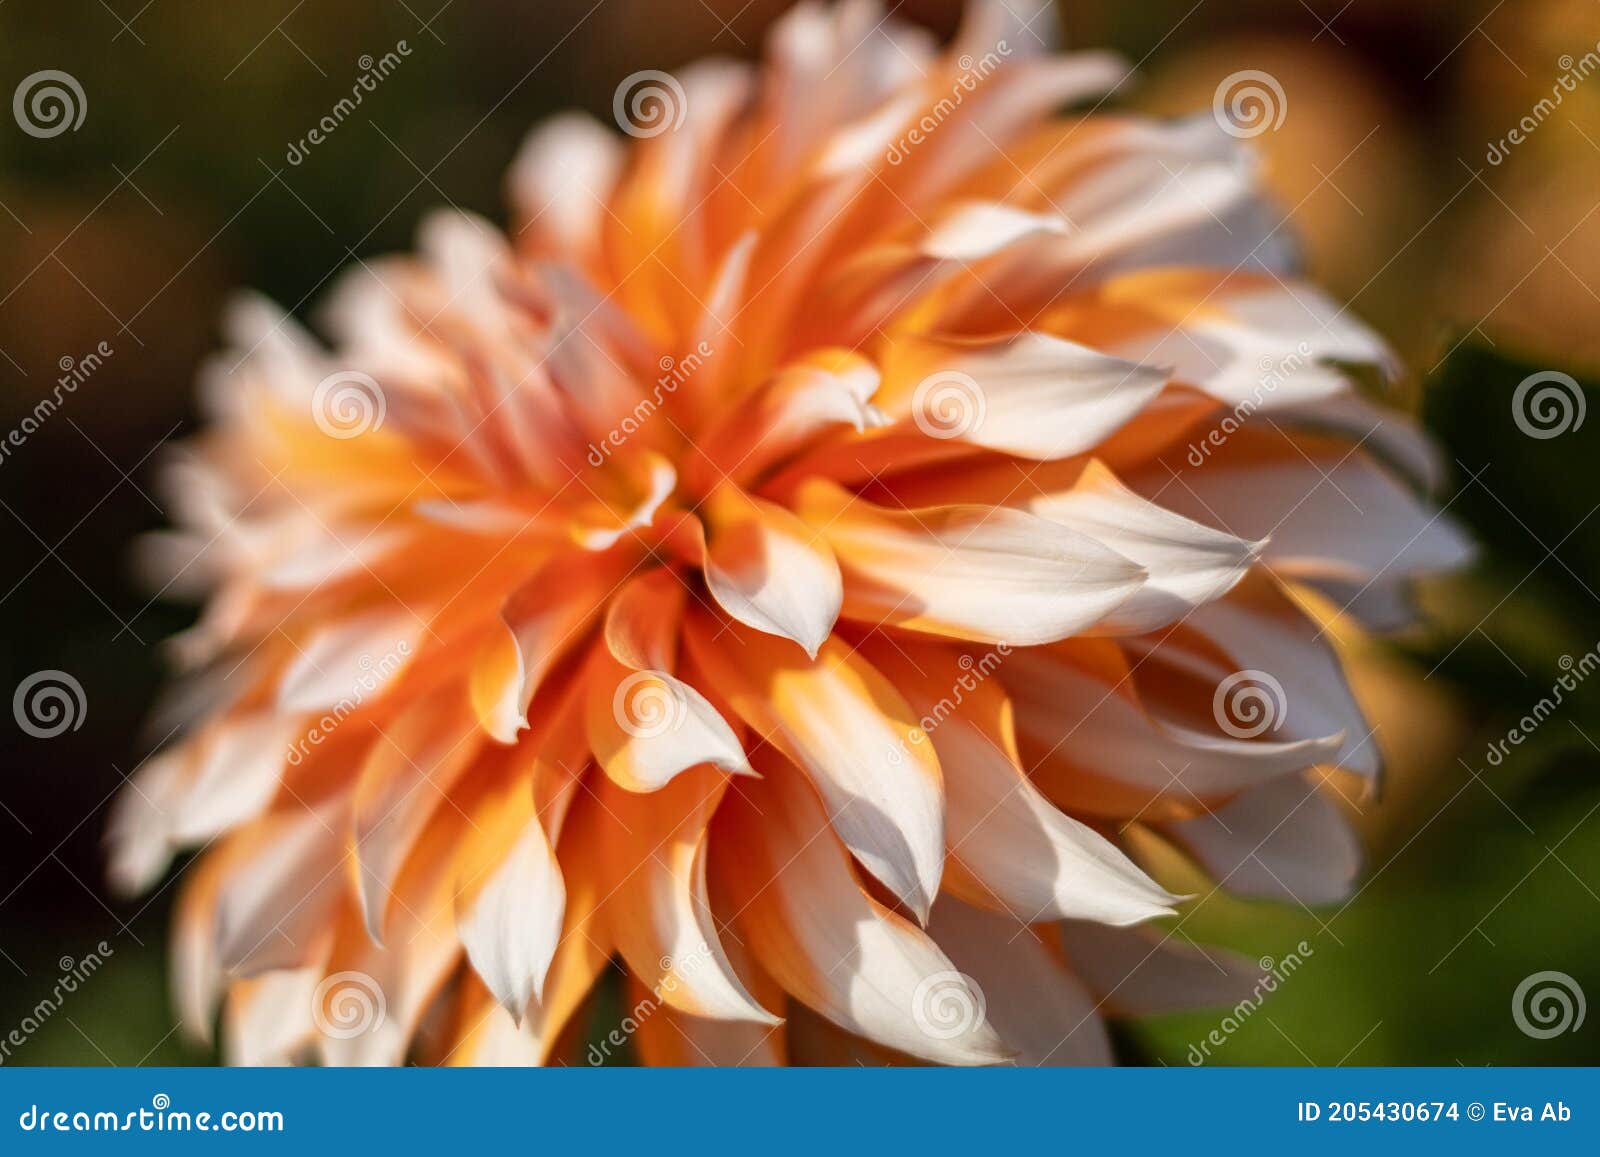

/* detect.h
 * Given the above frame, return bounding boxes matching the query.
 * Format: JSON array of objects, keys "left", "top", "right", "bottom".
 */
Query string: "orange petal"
[
  {"left": 472, "top": 548, "right": 636, "bottom": 743},
  {"left": 687, "top": 612, "right": 945, "bottom": 920},
  {"left": 585, "top": 647, "right": 751, "bottom": 791},
  {"left": 353, "top": 688, "right": 481, "bottom": 940},
  {"left": 867, "top": 641, "right": 1176, "bottom": 926},
  {"left": 453, "top": 751, "right": 567, "bottom": 1021},
  {"left": 595, "top": 765, "right": 779, "bottom": 1024},
  {"left": 714, "top": 762, "right": 1008, "bottom": 1065},
  {"left": 214, "top": 801, "right": 346, "bottom": 976},
  {"left": 698, "top": 484, "right": 842, "bottom": 659}
]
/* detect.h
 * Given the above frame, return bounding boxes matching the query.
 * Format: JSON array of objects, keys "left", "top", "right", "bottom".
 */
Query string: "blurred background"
[{"left": 1, "top": 0, "right": 1597, "bottom": 1065}]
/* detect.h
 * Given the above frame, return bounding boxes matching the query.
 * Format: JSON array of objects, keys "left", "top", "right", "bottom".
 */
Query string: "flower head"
[{"left": 112, "top": 0, "right": 1471, "bottom": 1065}]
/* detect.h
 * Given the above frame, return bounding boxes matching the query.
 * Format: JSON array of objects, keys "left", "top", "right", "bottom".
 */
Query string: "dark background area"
[{"left": 2, "top": 0, "right": 1598, "bottom": 1064}]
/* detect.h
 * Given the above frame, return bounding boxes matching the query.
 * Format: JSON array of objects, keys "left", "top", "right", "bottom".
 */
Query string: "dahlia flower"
[{"left": 111, "top": 0, "right": 1471, "bottom": 1066}]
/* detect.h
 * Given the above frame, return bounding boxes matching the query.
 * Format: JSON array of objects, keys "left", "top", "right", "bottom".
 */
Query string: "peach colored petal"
[
  {"left": 716, "top": 763, "right": 1009, "bottom": 1065},
  {"left": 1159, "top": 773, "right": 1361, "bottom": 905},
  {"left": 353, "top": 690, "right": 481, "bottom": 940},
  {"left": 876, "top": 332, "right": 1169, "bottom": 460},
  {"left": 688, "top": 614, "right": 946, "bottom": 921},
  {"left": 1060, "top": 920, "right": 1267, "bottom": 1017},
  {"left": 867, "top": 640, "right": 1176, "bottom": 925},
  {"left": 929, "top": 898, "right": 1112, "bottom": 1066},
  {"left": 798, "top": 478, "right": 1146, "bottom": 645},
  {"left": 698, "top": 484, "right": 842, "bottom": 658},
  {"left": 595, "top": 766, "right": 779, "bottom": 1024}
]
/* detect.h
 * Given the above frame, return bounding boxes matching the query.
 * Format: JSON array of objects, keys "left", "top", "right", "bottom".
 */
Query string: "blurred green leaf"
[{"left": 1424, "top": 343, "right": 1600, "bottom": 619}]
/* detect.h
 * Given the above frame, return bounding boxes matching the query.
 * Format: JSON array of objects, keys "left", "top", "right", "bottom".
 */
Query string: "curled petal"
[
  {"left": 586, "top": 651, "right": 752, "bottom": 791},
  {"left": 698, "top": 484, "right": 843, "bottom": 659}
]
